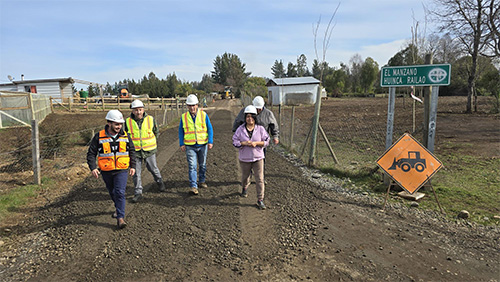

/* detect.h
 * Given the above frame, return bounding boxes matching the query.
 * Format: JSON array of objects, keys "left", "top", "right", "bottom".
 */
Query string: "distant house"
[
  {"left": 0, "top": 76, "right": 75, "bottom": 101},
  {"left": 266, "top": 77, "right": 325, "bottom": 105}
]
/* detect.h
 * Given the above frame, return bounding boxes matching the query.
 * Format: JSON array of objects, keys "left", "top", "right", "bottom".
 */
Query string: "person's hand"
[
  {"left": 273, "top": 138, "right": 279, "bottom": 145},
  {"left": 250, "top": 141, "right": 257, "bottom": 147},
  {"left": 180, "top": 145, "right": 186, "bottom": 152},
  {"left": 129, "top": 168, "right": 136, "bottom": 176},
  {"left": 91, "top": 169, "right": 100, "bottom": 179},
  {"left": 208, "top": 144, "right": 213, "bottom": 150}
]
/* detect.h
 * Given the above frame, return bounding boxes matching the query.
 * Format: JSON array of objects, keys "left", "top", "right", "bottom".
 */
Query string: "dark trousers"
[{"left": 101, "top": 170, "right": 128, "bottom": 219}]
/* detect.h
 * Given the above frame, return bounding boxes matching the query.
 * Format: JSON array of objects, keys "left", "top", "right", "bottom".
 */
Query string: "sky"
[{"left": 0, "top": 0, "right": 433, "bottom": 87}]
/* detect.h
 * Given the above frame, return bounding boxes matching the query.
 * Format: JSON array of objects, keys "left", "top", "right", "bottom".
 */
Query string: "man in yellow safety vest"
[
  {"left": 125, "top": 100, "right": 165, "bottom": 203},
  {"left": 178, "top": 94, "right": 214, "bottom": 195}
]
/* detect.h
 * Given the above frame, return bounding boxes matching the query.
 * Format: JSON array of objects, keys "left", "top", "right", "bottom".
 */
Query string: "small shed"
[
  {"left": 0, "top": 77, "right": 75, "bottom": 102},
  {"left": 266, "top": 77, "right": 325, "bottom": 105}
]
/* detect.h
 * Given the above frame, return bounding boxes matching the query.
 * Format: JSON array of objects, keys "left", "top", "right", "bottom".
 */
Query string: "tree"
[
  {"left": 484, "top": 0, "right": 500, "bottom": 57},
  {"left": 296, "top": 54, "right": 309, "bottom": 77},
  {"left": 431, "top": 0, "right": 497, "bottom": 112},
  {"left": 197, "top": 74, "right": 214, "bottom": 93},
  {"left": 388, "top": 44, "right": 423, "bottom": 66},
  {"left": 104, "top": 83, "right": 113, "bottom": 96},
  {"left": 211, "top": 52, "right": 250, "bottom": 92},
  {"left": 348, "top": 54, "right": 363, "bottom": 93},
  {"left": 175, "top": 82, "right": 194, "bottom": 97},
  {"left": 271, "top": 60, "right": 286, "bottom": 78},
  {"left": 166, "top": 73, "right": 180, "bottom": 97},
  {"left": 243, "top": 77, "right": 268, "bottom": 98},
  {"left": 433, "top": 33, "right": 462, "bottom": 63},
  {"left": 286, "top": 62, "right": 297, "bottom": 77},
  {"left": 360, "top": 57, "right": 379, "bottom": 93},
  {"left": 478, "top": 66, "right": 500, "bottom": 112}
]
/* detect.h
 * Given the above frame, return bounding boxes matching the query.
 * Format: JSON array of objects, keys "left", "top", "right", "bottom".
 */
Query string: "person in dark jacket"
[{"left": 87, "top": 110, "right": 136, "bottom": 229}]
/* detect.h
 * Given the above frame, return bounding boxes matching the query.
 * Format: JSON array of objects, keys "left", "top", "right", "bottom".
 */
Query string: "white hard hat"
[
  {"left": 130, "top": 100, "right": 144, "bottom": 109},
  {"left": 244, "top": 105, "right": 257, "bottom": 115},
  {"left": 186, "top": 94, "right": 199, "bottom": 105},
  {"left": 105, "top": 110, "right": 125, "bottom": 123},
  {"left": 253, "top": 96, "right": 265, "bottom": 109}
]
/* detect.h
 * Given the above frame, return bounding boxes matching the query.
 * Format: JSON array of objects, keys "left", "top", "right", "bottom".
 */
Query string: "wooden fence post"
[{"left": 31, "top": 119, "right": 41, "bottom": 185}]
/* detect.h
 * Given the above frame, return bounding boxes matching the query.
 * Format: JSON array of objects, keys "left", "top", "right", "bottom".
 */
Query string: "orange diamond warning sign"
[{"left": 377, "top": 133, "right": 443, "bottom": 194}]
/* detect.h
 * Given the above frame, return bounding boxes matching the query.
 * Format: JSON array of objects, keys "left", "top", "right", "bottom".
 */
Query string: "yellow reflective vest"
[
  {"left": 126, "top": 115, "right": 157, "bottom": 151},
  {"left": 97, "top": 130, "right": 130, "bottom": 171},
  {"left": 182, "top": 110, "right": 208, "bottom": 145}
]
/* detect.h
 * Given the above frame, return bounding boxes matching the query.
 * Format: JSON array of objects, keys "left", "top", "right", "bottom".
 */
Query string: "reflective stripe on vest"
[
  {"left": 126, "top": 115, "right": 157, "bottom": 151},
  {"left": 182, "top": 110, "right": 208, "bottom": 145},
  {"left": 97, "top": 130, "right": 130, "bottom": 171}
]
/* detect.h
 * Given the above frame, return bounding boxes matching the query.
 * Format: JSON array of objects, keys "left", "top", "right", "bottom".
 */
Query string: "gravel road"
[{"left": 1, "top": 99, "right": 498, "bottom": 281}]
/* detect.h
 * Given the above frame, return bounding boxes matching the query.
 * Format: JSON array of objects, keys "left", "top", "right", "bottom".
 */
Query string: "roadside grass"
[
  {"left": 316, "top": 143, "right": 500, "bottom": 226},
  {"left": 0, "top": 177, "right": 54, "bottom": 223}
]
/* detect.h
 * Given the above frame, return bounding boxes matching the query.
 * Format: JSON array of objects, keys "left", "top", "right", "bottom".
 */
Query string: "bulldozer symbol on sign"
[{"left": 388, "top": 151, "right": 426, "bottom": 172}]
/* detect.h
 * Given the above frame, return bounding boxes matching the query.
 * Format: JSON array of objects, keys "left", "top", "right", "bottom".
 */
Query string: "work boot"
[
  {"left": 190, "top": 187, "right": 199, "bottom": 195},
  {"left": 117, "top": 218, "right": 127, "bottom": 229},
  {"left": 132, "top": 194, "right": 143, "bottom": 203},
  {"left": 158, "top": 181, "right": 166, "bottom": 192},
  {"left": 240, "top": 188, "right": 248, "bottom": 198},
  {"left": 199, "top": 182, "right": 208, "bottom": 189},
  {"left": 257, "top": 200, "right": 266, "bottom": 210}
]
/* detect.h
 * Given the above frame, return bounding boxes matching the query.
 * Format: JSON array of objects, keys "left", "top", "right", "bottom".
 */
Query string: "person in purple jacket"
[{"left": 232, "top": 105, "right": 270, "bottom": 209}]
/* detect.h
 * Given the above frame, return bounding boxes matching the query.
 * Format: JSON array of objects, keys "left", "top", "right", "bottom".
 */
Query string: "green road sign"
[{"left": 380, "top": 64, "right": 451, "bottom": 87}]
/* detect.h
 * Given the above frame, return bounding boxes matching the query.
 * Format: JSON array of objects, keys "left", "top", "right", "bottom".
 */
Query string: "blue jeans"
[
  {"left": 101, "top": 170, "right": 128, "bottom": 219},
  {"left": 185, "top": 144, "right": 208, "bottom": 188}
]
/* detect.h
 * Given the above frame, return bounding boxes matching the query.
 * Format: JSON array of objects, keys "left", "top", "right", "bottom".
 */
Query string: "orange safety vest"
[
  {"left": 126, "top": 115, "right": 157, "bottom": 151},
  {"left": 97, "top": 130, "right": 130, "bottom": 171},
  {"left": 182, "top": 110, "right": 208, "bottom": 145}
]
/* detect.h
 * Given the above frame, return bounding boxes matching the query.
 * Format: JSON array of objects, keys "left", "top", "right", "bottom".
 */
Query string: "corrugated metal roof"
[
  {"left": 0, "top": 77, "right": 74, "bottom": 86},
  {"left": 267, "top": 77, "right": 320, "bottom": 86}
]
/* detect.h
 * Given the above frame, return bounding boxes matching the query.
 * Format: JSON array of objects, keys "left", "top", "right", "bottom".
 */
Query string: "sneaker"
[
  {"left": 111, "top": 212, "right": 117, "bottom": 218},
  {"left": 199, "top": 182, "right": 208, "bottom": 189},
  {"left": 240, "top": 188, "right": 248, "bottom": 198},
  {"left": 257, "top": 200, "right": 266, "bottom": 210},
  {"left": 117, "top": 218, "right": 127, "bottom": 229},
  {"left": 158, "top": 181, "right": 166, "bottom": 192},
  {"left": 190, "top": 187, "right": 199, "bottom": 195},
  {"left": 132, "top": 194, "right": 143, "bottom": 203}
]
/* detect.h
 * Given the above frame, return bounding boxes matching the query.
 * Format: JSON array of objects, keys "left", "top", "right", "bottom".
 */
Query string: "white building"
[
  {"left": 266, "top": 77, "right": 325, "bottom": 105},
  {"left": 0, "top": 76, "right": 75, "bottom": 101}
]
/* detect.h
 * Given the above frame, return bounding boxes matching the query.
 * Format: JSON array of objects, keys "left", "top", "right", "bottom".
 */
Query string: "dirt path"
[{"left": 1, "top": 100, "right": 499, "bottom": 281}]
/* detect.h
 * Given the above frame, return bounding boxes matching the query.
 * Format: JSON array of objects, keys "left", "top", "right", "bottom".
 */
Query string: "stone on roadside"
[{"left": 457, "top": 210, "right": 469, "bottom": 219}]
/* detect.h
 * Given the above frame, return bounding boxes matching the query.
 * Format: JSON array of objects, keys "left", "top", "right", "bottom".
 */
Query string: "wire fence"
[
  {"left": 0, "top": 95, "right": 217, "bottom": 190},
  {"left": 0, "top": 91, "right": 51, "bottom": 128},
  {"left": 268, "top": 96, "right": 429, "bottom": 172}
]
